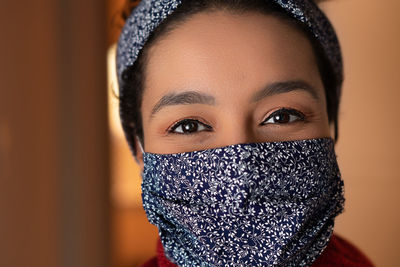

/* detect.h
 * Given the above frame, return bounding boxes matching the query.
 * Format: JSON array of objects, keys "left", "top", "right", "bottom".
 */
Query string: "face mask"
[{"left": 141, "top": 138, "right": 345, "bottom": 266}]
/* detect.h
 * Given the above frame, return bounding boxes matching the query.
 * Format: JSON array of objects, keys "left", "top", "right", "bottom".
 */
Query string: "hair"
[{"left": 119, "top": 0, "right": 339, "bottom": 155}]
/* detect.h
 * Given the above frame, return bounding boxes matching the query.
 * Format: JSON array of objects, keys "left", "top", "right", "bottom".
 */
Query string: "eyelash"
[
  {"left": 168, "top": 118, "right": 212, "bottom": 135},
  {"left": 167, "top": 108, "right": 305, "bottom": 135},
  {"left": 261, "top": 108, "right": 305, "bottom": 125}
]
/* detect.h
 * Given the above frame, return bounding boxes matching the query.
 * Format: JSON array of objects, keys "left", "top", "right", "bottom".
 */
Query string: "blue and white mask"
[{"left": 141, "top": 138, "right": 345, "bottom": 266}]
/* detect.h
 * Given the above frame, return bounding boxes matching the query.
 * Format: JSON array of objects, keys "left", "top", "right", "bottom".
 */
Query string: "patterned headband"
[{"left": 117, "top": 0, "right": 343, "bottom": 100}]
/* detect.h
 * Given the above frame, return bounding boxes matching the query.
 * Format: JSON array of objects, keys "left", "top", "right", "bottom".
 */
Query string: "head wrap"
[{"left": 116, "top": 0, "right": 343, "bottom": 98}]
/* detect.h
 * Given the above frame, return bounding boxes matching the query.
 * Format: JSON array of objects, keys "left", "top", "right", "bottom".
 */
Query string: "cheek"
[{"left": 307, "top": 102, "right": 331, "bottom": 138}]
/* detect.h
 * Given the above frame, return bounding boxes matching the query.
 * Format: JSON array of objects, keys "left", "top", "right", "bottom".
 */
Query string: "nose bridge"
[{"left": 216, "top": 110, "right": 256, "bottom": 147}]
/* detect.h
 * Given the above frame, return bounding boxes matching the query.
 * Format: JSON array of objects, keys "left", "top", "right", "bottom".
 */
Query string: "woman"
[{"left": 116, "top": 0, "right": 373, "bottom": 266}]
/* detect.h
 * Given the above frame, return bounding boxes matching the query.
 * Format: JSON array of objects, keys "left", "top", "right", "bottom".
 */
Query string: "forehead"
[{"left": 143, "top": 10, "right": 324, "bottom": 107}]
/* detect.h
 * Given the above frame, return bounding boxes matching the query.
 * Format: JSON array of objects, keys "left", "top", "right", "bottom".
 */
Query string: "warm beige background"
[
  {"left": 1, "top": 1, "right": 110, "bottom": 267},
  {"left": 108, "top": 0, "right": 400, "bottom": 266},
  {"left": 325, "top": 1, "right": 400, "bottom": 266}
]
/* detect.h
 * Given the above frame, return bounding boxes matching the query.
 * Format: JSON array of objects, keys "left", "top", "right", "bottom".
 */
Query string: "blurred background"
[{"left": 1, "top": 0, "right": 399, "bottom": 266}]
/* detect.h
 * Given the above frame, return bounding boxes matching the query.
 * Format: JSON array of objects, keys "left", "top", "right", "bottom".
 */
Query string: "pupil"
[
  {"left": 274, "top": 113, "right": 290, "bottom": 123},
  {"left": 183, "top": 121, "right": 198, "bottom": 132}
]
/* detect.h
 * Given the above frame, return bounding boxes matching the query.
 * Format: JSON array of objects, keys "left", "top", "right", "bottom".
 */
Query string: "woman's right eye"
[{"left": 168, "top": 119, "right": 212, "bottom": 134}]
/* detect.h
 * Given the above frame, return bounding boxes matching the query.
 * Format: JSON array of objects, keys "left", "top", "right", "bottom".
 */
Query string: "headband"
[{"left": 117, "top": 0, "right": 343, "bottom": 99}]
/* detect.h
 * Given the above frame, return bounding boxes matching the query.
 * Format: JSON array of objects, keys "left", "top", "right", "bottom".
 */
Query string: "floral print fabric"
[
  {"left": 117, "top": 0, "right": 343, "bottom": 98},
  {"left": 142, "top": 138, "right": 345, "bottom": 266}
]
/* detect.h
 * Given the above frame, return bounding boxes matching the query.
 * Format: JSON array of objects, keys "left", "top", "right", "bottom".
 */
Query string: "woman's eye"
[
  {"left": 262, "top": 108, "right": 305, "bottom": 125},
  {"left": 169, "top": 119, "right": 212, "bottom": 134}
]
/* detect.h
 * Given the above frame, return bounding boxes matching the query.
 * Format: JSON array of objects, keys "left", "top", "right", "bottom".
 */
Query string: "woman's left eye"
[{"left": 261, "top": 108, "right": 305, "bottom": 125}]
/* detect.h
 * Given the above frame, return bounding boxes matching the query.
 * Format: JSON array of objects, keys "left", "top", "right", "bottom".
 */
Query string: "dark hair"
[{"left": 119, "top": 0, "right": 340, "bottom": 155}]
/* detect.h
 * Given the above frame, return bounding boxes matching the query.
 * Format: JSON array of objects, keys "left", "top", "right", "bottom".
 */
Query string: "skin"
[{"left": 135, "top": 10, "right": 331, "bottom": 170}]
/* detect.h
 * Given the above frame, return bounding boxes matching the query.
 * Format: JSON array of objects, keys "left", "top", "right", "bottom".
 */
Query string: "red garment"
[{"left": 142, "top": 234, "right": 374, "bottom": 267}]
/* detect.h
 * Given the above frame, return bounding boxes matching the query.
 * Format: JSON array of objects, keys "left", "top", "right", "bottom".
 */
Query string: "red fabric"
[
  {"left": 312, "top": 234, "right": 374, "bottom": 267},
  {"left": 141, "top": 234, "right": 374, "bottom": 267}
]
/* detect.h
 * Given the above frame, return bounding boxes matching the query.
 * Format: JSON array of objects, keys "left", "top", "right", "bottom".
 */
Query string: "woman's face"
[{"left": 139, "top": 11, "right": 330, "bottom": 159}]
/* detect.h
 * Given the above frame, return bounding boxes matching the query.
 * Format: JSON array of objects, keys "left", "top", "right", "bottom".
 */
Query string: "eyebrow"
[
  {"left": 251, "top": 80, "right": 319, "bottom": 102},
  {"left": 150, "top": 91, "right": 216, "bottom": 117},
  {"left": 150, "top": 80, "right": 319, "bottom": 118}
]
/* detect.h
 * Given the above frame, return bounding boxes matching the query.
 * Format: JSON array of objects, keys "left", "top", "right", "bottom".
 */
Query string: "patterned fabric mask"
[{"left": 141, "top": 138, "right": 345, "bottom": 266}]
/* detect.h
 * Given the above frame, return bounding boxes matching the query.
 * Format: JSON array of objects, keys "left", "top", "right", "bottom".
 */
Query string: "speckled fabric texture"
[
  {"left": 142, "top": 138, "right": 345, "bottom": 266},
  {"left": 116, "top": 0, "right": 343, "bottom": 98}
]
